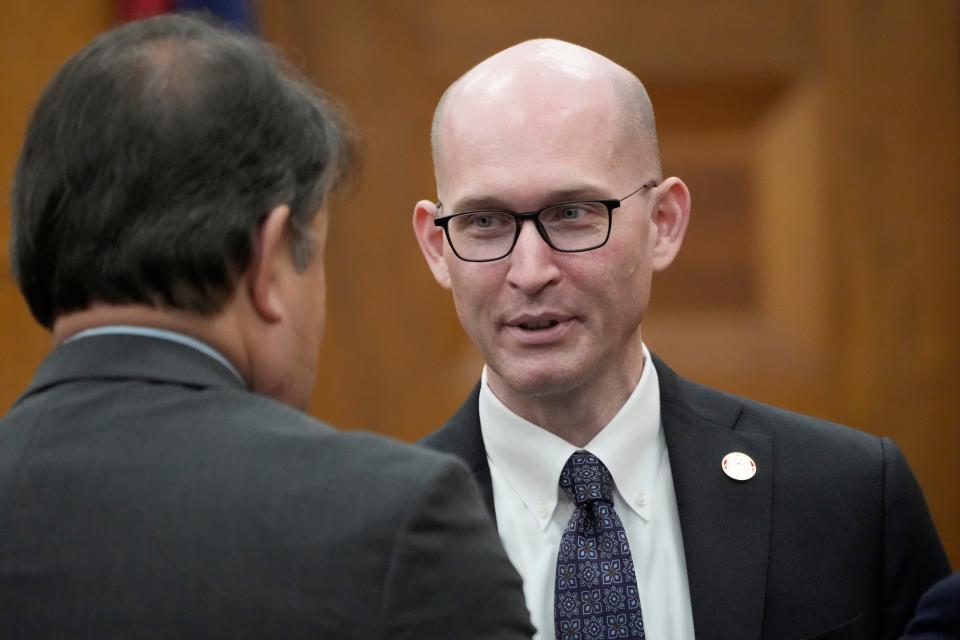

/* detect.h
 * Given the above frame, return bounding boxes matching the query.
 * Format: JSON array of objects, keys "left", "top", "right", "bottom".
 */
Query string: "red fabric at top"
[{"left": 119, "top": 0, "right": 174, "bottom": 21}]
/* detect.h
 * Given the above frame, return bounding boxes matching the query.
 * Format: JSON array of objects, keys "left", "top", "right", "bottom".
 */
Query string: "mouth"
[
  {"left": 515, "top": 318, "right": 562, "bottom": 331},
  {"left": 502, "top": 314, "right": 574, "bottom": 346},
  {"left": 504, "top": 313, "right": 575, "bottom": 335}
]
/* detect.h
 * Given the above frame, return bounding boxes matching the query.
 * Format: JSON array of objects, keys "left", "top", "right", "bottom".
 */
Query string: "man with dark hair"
[
  {"left": 413, "top": 39, "right": 949, "bottom": 640},
  {"left": 1, "top": 15, "right": 533, "bottom": 639}
]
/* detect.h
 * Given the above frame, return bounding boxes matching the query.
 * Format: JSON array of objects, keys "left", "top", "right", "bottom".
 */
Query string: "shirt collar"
[
  {"left": 64, "top": 325, "right": 245, "bottom": 385},
  {"left": 479, "top": 344, "right": 665, "bottom": 530}
]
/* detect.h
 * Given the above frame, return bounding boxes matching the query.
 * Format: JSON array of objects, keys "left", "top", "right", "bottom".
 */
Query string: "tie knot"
[{"left": 559, "top": 450, "right": 614, "bottom": 506}]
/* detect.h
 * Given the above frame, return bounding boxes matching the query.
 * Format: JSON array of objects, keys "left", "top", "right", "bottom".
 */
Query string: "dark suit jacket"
[
  {"left": 0, "top": 334, "right": 534, "bottom": 639},
  {"left": 901, "top": 572, "right": 960, "bottom": 639},
  {"left": 422, "top": 354, "right": 950, "bottom": 640}
]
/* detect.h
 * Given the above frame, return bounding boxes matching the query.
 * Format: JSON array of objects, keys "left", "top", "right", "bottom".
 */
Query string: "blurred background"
[{"left": 0, "top": 1, "right": 957, "bottom": 564}]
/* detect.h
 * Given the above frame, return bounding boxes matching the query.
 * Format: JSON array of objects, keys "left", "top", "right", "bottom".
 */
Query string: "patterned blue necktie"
[{"left": 554, "top": 451, "right": 645, "bottom": 640}]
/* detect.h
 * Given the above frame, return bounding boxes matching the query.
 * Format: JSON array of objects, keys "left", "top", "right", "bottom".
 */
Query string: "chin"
[{"left": 490, "top": 358, "right": 585, "bottom": 399}]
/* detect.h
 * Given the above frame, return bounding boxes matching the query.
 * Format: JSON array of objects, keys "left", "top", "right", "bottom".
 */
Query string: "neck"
[
  {"left": 487, "top": 344, "right": 646, "bottom": 448},
  {"left": 52, "top": 304, "right": 251, "bottom": 385}
]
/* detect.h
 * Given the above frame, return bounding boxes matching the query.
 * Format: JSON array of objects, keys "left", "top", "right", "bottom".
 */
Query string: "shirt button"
[
  {"left": 536, "top": 503, "right": 549, "bottom": 519},
  {"left": 634, "top": 492, "right": 647, "bottom": 508}
]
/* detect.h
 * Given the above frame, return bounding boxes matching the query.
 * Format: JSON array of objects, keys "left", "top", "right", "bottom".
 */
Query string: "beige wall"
[{"left": 1, "top": 0, "right": 957, "bottom": 565}]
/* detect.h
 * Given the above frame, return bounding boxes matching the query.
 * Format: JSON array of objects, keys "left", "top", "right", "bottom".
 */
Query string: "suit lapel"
[
  {"left": 420, "top": 384, "right": 496, "bottom": 519},
  {"left": 656, "top": 356, "right": 772, "bottom": 640}
]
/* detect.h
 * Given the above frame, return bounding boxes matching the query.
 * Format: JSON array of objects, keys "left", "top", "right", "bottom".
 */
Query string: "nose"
[{"left": 505, "top": 219, "right": 561, "bottom": 295}]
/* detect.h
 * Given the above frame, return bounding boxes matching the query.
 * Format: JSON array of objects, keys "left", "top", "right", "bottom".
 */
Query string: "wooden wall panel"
[{"left": 819, "top": 0, "right": 960, "bottom": 567}]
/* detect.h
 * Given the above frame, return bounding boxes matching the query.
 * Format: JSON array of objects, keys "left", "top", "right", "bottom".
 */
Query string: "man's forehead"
[
  {"left": 435, "top": 42, "right": 633, "bottom": 155},
  {"left": 436, "top": 116, "right": 628, "bottom": 214},
  {"left": 435, "top": 75, "right": 626, "bottom": 198},
  {"left": 431, "top": 39, "right": 655, "bottom": 202},
  {"left": 440, "top": 70, "right": 617, "bottom": 148}
]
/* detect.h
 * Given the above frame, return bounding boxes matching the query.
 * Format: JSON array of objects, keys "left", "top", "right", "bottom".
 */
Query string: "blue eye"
[
  {"left": 473, "top": 215, "right": 494, "bottom": 228},
  {"left": 450, "top": 211, "right": 514, "bottom": 237}
]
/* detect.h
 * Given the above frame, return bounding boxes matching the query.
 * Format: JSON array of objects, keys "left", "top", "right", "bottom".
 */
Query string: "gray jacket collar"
[{"left": 17, "top": 333, "right": 245, "bottom": 407}]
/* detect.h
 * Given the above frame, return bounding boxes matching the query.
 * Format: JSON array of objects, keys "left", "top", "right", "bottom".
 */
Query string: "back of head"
[{"left": 11, "top": 14, "right": 357, "bottom": 329}]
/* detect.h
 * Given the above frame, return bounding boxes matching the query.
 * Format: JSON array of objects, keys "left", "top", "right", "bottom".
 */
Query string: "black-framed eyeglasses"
[{"left": 434, "top": 180, "right": 659, "bottom": 262}]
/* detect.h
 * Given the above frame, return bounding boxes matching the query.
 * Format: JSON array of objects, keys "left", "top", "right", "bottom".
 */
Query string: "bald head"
[{"left": 431, "top": 39, "right": 660, "bottom": 188}]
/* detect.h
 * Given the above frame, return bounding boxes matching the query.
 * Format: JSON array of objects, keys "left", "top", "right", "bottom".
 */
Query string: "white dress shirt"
[{"left": 479, "top": 345, "right": 695, "bottom": 639}]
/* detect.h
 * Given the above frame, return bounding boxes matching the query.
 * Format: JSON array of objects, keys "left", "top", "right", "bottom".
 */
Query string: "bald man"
[{"left": 412, "top": 39, "right": 949, "bottom": 640}]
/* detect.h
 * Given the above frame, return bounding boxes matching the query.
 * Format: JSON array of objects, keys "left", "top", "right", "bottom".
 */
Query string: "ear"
[
  {"left": 412, "top": 199, "right": 452, "bottom": 289},
  {"left": 650, "top": 177, "right": 691, "bottom": 272},
  {"left": 246, "top": 204, "right": 292, "bottom": 323}
]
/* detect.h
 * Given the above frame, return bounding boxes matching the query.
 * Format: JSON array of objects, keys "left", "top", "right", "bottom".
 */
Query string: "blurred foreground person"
[
  {"left": 0, "top": 15, "right": 532, "bottom": 639},
  {"left": 413, "top": 38, "right": 949, "bottom": 640}
]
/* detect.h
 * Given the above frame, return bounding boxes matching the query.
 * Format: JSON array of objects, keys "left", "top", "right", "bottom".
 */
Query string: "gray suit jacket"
[
  {"left": 422, "top": 354, "right": 950, "bottom": 640},
  {"left": 0, "top": 334, "right": 534, "bottom": 639}
]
